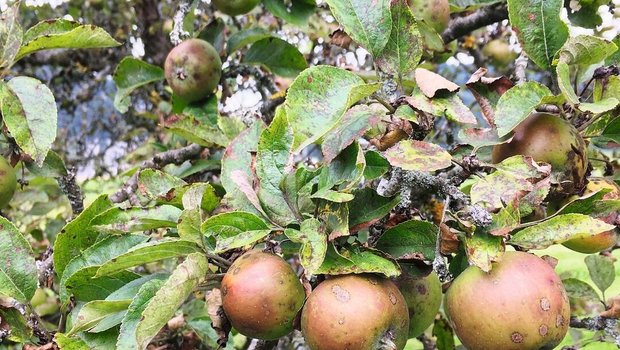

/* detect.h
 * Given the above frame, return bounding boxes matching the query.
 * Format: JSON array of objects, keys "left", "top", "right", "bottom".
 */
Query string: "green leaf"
[
  {"left": 495, "top": 82, "right": 551, "bottom": 137},
  {"left": 348, "top": 188, "right": 399, "bottom": 232},
  {"left": 178, "top": 209, "right": 204, "bottom": 247},
  {"left": 316, "top": 244, "right": 401, "bottom": 277},
  {"left": 507, "top": 0, "right": 568, "bottom": 70},
  {"left": 165, "top": 107, "right": 229, "bottom": 147},
  {"left": 322, "top": 104, "right": 384, "bottom": 164},
  {"left": 317, "top": 141, "right": 365, "bottom": 191},
  {"left": 0, "top": 3, "right": 22, "bottom": 69},
  {"left": 449, "top": 0, "right": 504, "bottom": 11},
  {"left": 117, "top": 279, "right": 164, "bottom": 350},
  {"left": 263, "top": 0, "right": 316, "bottom": 26},
  {"left": 375, "top": 220, "right": 438, "bottom": 261},
  {"left": 96, "top": 239, "right": 203, "bottom": 277},
  {"left": 16, "top": 19, "right": 120, "bottom": 61},
  {"left": 318, "top": 201, "right": 350, "bottom": 240},
  {"left": 55, "top": 333, "right": 89, "bottom": 350},
  {"left": 585, "top": 255, "right": 615, "bottom": 295},
  {"left": 363, "top": 150, "right": 390, "bottom": 180},
  {"left": 279, "top": 166, "right": 320, "bottom": 218},
  {"left": 90, "top": 205, "right": 182, "bottom": 234},
  {"left": 432, "top": 314, "right": 456, "bottom": 350},
  {"left": 244, "top": 37, "right": 308, "bottom": 77},
  {"left": 567, "top": 4, "right": 602, "bottom": 29},
  {"left": 24, "top": 150, "right": 68, "bottom": 177},
  {"left": 221, "top": 121, "right": 266, "bottom": 215},
  {"left": 376, "top": 0, "right": 423, "bottom": 81},
  {"left": 54, "top": 195, "right": 114, "bottom": 277},
  {"left": 0, "top": 77, "right": 58, "bottom": 166},
  {"left": 464, "top": 232, "right": 504, "bottom": 272},
  {"left": 384, "top": 140, "right": 452, "bottom": 172},
  {"left": 600, "top": 116, "right": 620, "bottom": 143},
  {"left": 64, "top": 269, "right": 139, "bottom": 305},
  {"left": 285, "top": 218, "right": 327, "bottom": 275},
  {"left": 557, "top": 35, "right": 618, "bottom": 66},
  {"left": 134, "top": 253, "right": 208, "bottom": 349},
  {"left": 256, "top": 109, "right": 297, "bottom": 226},
  {"left": 67, "top": 300, "right": 131, "bottom": 335},
  {"left": 458, "top": 127, "right": 502, "bottom": 149},
  {"left": 113, "top": 57, "right": 165, "bottom": 113},
  {"left": 286, "top": 66, "right": 379, "bottom": 152},
  {"left": 137, "top": 169, "right": 187, "bottom": 200},
  {"left": 60, "top": 235, "right": 148, "bottom": 303},
  {"left": 510, "top": 214, "right": 616, "bottom": 249},
  {"left": 202, "top": 211, "right": 272, "bottom": 253},
  {"left": 563, "top": 278, "right": 602, "bottom": 306},
  {"left": 0, "top": 217, "right": 37, "bottom": 303},
  {"left": 227, "top": 27, "right": 271, "bottom": 54},
  {"left": 0, "top": 307, "right": 34, "bottom": 343},
  {"left": 324, "top": 0, "right": 391, "bottom": 56}
]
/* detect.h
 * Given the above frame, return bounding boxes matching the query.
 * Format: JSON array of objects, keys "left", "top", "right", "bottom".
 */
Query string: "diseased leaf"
[
  {"left": 464, "top": 232, "right": 504, "bottom": 272},
  {"left": 585, "top": 255, "right": 615, "bottom": 295},
  {"left": 495, "top": 82, "right": 551, "bottom": 137},
  {"left": 67, "top": 300, "right": 131, "bottom": 335},
  {"left": 348, "top": 188, "right": 399, "bottom": 232},
  {"left": 507, "top": 0, "right": 568, "bottom": 70},
  {"left": 557, "top": 35, "right": 618, "bottom": 66},
  {"left": 0, "top": 217, "right": 37, "bottom": 303},
  {"left": 285, "top": 218, "right": 327, "bottom": 275},
  {"left": 415, "top": 68, "right": 459, "bottom": 98},
  {"left": 316, "top": 244, "right": 401, "bottom": 277},
  {"left": 55, "top": 333, "right": 89, "bottom": 350},
  {"left": 0, "top": 77, "right": 58, "bottom": 165},
  {"left": 375, "top": 220, "right": 438, "bottom": 261},
  {"left": 563, "top": 278, "right": 602, "bottom": 308},
  {"left": 458, "top": 127, "right": 502, "bottom": 149},
  {"left": 54, "top": 195, "right": 113, "bottom": 276},
  {"left": 0, "top": 3, "right": 22, "bottom": 69},
  {"left": 16, "top": 19, "right": 120, "bottom": 61},
  {"left": 244, "top": 37, "right": 308, "bottom": 77},
  {"left": 113, "top": 57, "right": 164, "bottom": 113},
  {"left": 134, "top": 253, "right": 208, "bottom": 349},
  {"left": 510, "top": 214, "right": 616, "bottom": 249},
  {"left": 117, "top": 279, "right": 164, "bottom": 350},
  {"left": 285, "top": 66, "right": 379, "bottom": 152},
  {"left": 90, "top": 205, "right": 182, "bottom": 234},
  {"left": 324, "top": 0, "right": 391, "bottom": 56},
  {"left": 96, "top": 239, "right": 203, "bottom": 277},
  {"left": 318, "top": 142, "right": 365, "bottom": 191},
  {"left": 384, "top": 140, "right": 452, "bottom": 172},
  {"left": 376, "top": 0, "right": 423, "bottom": 81},
  {"left": 322, "top": 104, "right": 384, "bottom": 164},
  {"left": 202, "top": 211, "right": 272, "bottom": 252}
]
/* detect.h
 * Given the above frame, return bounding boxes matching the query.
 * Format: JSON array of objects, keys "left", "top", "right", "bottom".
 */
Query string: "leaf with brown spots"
[
  {"left": 464, "top": 231, "right": 505, "bottom": 272},
  {"left": 384, "top": 140, "right": 452, "bottom": 172},
  {"left": 285, "top": 218, "right": 327, "bottom": 275}
]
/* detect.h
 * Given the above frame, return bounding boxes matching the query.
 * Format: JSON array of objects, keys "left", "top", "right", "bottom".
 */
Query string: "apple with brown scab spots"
[
  {"left": 164, "top": 38, "right": 222, "bottom": 103},
  {"left": 301, "top": 274, "right": 409, "bottom": 350},
  {"left": 0, "top": 156, "right": 16, "bottom": 209},
  {"left": 408, "top": 0, "right": 450, "bottom": 33},
  {"left": 221, "top": 250, "right": 305, "bottom": 340},
  {"left": 394, "top": 268, "right": 442, "bottom": 338},
  {"left": 445, "top": 251, "right": 570, "bottom": 350}
]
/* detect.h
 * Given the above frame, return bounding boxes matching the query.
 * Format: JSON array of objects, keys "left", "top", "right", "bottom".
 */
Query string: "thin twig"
[
  {"left": 433, "top": 196, "right": 451, "bottom": 282},
  {"left": 441, "top": 3, "right": 509, "bottom": 43}
]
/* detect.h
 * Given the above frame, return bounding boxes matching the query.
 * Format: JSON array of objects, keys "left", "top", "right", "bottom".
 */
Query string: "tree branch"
[
  {"left": 57, "top": 167, "right": 84, "bottom": 216},
  {"left": 110, "top": 144, "right": 203, "bottom": 203},
  {"left": 441, "top": 3, "right": 509, "bottom": 44},
  {"left": 570, "top": 316, "right": 620, "bottom": 345}
]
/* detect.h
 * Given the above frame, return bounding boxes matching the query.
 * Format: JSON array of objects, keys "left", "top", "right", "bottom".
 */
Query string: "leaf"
[
  {"left": 432, "top": 314, "right": 456, "bottom": 350},
  {"left": 510, "top": 214, "right": 616, "bottom": 249},
  {"left": 178, "top": 209, "right": 204, "bottom": 248},
  {"left": 0, "top": 3, "right": 22, "bottom": 69},
  {"left": 227, "top": 27, "right": 271, "bottom": 54},
  {"left": 600, "top": 116, "right": 620, "bottom": 143},
  {"left": 134, "top": 253, "right": 208, "bottom": 349},
  {"left": 465, "top": 68, "right": 514, "bottom": 126},
  {"left": 263, "top": 0, "right": 316, "bottom": 26},
  {"left": 285, "top": 218, "right": 327, "bottom": 275},
  {"left": 221, "top": 121, "right": 265, "bottom": 215},
  {"left": 318, "top": 141, "right": 365, "bottom": 190},
  {"left": 0, "top": 217, "right": 37, "bottom": 303},
  {"left": 458, "top": 127, "right": 502, "bottom": 149},
  {"left": 0, "top": 77, "right": 58, "bottom": 165},
  {"left": 285, "top": 66, "right": 379, "bottom": 152},
  {"left": 55, "top": 333, "right": 89, "bottom": 350},
  {"left": 567, "top": 3, "right": 602, "bottom": 29},
  {"left": 324, "top": 0, "right": 391, "bottom": 56},
  {"left": 137, "top": 169, "right": 186, "bottom": 200},
  {"left": 414, "top": 68, "right": 459, "bottom": 98},
  {"left": 113, "top": 57, "right": 165, "bottom": 113},
  {"left": 64, "top": 270, "right": 139, "bottom": 305},
  {"left": 316, "top": 244, "right": 401, "bottom": 277},
  {"left": 24, "top": 150, "right": 68, "bottom": 177},
  {"left": 67, "top": 300, "right": 131, "bottom": 335},
  {"left": 90, "top": 205, "right": 182, "bottom": 234},
  {"left": 585, "top": 255, "right": 615, "bottom": 295},
  {"left": 384, "top": 140, "right": 452, "bottom": 172},
  {"left": 95, "top": 239, "right": 203, "bottom": 277},
  {"left": 495, "top": 82, "right": 551, "bottom": 137},
  {"left": 165, "top": 115, "right": 229, "bottom": 147},
  {"left": 279, "top": 166, "right": 320, "bottom": 218},
  {"left": 348, "top": 188, "right": 399, "bottom": 232},
  {"left": 0, "top": 307, "right": 34, "bottom": 343},
  {"left": 116, "top": 279, "right": 164, "bottom": 350},
  {"left": 563, "top": 278, "right": 601, "bottom": 306},
  {"left": 16, "top": 19, "right": 121, "bottom": 61},
  {"left": 202, "top": 211, "right": 272, "bottom": 253},
  {"left": 318, "top": 201, "right": 350, "bottom": 240},
  {"left": 375, "top": 220, "right": 438, "bottom": 261},
  {"left": 363, "top": 150, "right": 390, "bottom": 180},
  {"left": 59, "top": 235, "right": 148, "bottom": 303},
  {"left": 322, "top": 104, "right": 384, "bottom": 164},
  {"left": 507, "top": 0, "right": 568, "bottom": 70},
  {"left": 376, "top": 0, "right": 423, "bottom": 81},
  {"left": 464, "top": 232, "right": 504, "bottom": 272},
  {"left": 256, "top": 109, "right": 297, "bottom": 226},
  {"left": 557, "top": 35, "right": 618, "bottom": 66},
  {"left": 244, "top": 37, "right": 308, "bottom": 77},
  {"left": 54, "top": 195, "right": 113, "bottom": 277}
]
